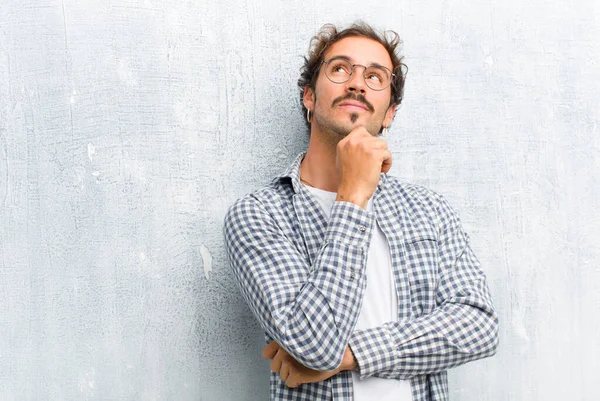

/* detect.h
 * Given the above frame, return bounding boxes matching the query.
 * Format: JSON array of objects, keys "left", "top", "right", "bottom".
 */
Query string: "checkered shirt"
[{"left": 224, "top": 153, "right": 499, "bottom": 400}]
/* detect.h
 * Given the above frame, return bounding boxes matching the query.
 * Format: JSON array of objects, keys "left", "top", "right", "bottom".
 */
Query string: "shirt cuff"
[
  {"left": 325, "top": 201, "right": 374, "bottom": 248},
  {"left": 349, "top": 326, "right": 393, "bottom": 379}
]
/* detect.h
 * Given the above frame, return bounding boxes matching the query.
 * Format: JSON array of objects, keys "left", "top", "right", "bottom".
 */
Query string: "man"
[{"left": 224, "top": 22, "right": 499, "bottom": 401}]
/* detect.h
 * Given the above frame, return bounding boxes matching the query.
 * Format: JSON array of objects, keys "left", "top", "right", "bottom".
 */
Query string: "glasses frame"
[{"left": 320, "top": 57, "right": 396, "bottom": 91}]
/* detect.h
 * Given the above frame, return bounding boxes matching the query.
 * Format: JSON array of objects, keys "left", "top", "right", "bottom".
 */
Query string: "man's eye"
[
  {"left": 331, "top": 64, "right": 349, "bottom": 74},
  {"left": 367, "top": 73, "right": 382, "bottom": 82}
]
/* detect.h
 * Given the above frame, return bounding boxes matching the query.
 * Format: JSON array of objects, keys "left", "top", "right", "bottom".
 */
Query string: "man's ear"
[
  {"left": 303, "top": 85, "right": 315, "bottom": 111},
  {"left": 383, "top": 103, "right": 396, "bottom": 127}
]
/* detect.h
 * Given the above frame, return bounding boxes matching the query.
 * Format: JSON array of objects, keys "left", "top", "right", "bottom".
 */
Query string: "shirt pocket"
[{"left": 402, "top": 236, "right": 439, "bottom": 316}]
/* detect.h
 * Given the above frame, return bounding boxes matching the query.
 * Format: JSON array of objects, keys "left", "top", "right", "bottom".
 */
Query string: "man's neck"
[{"left": 300, "top": 128, "right": 341, "bottom": 193}]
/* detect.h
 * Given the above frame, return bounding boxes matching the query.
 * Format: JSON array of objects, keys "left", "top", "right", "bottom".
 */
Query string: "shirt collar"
[{"left": 278, "top": 152, "right": 305, "bottom": 194}]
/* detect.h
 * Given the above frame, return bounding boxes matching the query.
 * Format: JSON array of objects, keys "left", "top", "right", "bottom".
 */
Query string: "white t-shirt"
[{"left": 304, "top": 185, "right": 413, "bottom": 401}]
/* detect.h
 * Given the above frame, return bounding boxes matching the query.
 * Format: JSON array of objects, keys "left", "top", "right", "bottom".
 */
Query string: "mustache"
[{"left": 331, "top": 93, "right": 374, "bottom": 112}]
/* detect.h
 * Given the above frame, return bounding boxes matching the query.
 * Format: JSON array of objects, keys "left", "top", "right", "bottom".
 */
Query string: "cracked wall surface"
[{"left": 0, "top": 0, "right": 599, "bottom": 400}]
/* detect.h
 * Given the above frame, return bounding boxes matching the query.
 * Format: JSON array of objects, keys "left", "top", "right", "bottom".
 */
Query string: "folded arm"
[
  {"left": 349, "top": 194, "right": 499, "bottom": 380},
  {"left": 224, "top": 195, "right": 373, "bottom": 371}
]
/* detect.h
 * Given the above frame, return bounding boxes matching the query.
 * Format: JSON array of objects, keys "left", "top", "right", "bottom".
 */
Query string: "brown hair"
[{"left": 298, "top": 21, "right": 407, "bottom": 126}]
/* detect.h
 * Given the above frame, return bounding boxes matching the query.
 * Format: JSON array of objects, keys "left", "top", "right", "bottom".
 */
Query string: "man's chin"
[{"left": 317, "top": 116, "right": 370, "bottom": 138}]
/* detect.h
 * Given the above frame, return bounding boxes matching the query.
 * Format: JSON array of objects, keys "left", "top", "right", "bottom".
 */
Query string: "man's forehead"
[{"left": 323, "top": 36, "right": 392, "bottom": 68}]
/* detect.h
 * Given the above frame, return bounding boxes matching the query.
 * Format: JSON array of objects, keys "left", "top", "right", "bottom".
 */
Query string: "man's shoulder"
[{"left": 224, "top": 178, "right": 293, "bottom": 229}]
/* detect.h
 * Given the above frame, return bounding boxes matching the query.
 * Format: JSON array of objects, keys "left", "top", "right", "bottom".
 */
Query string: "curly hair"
[{"left": 298, "top": 21, "right": 407, "bottom": 128}]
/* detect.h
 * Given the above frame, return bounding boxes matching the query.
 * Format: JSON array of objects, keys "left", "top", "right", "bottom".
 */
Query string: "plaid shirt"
[{"left": 224, "top": 153, "right": 499, "bottom": 401}]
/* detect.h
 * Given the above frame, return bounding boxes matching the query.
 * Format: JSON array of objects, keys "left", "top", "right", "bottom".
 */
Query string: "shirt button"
[{"left": 359, "top": 225, "right": 366, "bottom": 232}]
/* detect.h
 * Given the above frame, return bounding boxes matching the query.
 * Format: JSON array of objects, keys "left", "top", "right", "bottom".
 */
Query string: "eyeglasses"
[{"left": 321, "top": 57, "right": 395, "bottom": 91}]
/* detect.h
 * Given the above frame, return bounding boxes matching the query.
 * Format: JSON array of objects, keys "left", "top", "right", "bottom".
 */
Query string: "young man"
[{"left": 224, "top": 22, "right": 499, "bottom": 401}]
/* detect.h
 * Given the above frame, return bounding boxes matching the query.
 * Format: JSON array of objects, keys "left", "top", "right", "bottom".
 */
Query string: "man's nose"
[{"left": 345, "top": 67, "right": 367, "bottom": 93}]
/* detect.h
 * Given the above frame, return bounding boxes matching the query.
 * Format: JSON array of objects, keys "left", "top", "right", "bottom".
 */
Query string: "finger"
[
  {"left": 262, "top": 341, "right": 279, "bottom": 359},
  {"left": 270, "top": 349, "right": 284, "bottom": 373},
  {"left": 370, "top": 138, "right": 389, "bottom": 150},
  {"left": 279, "top": 361, "right": 290, "bottom": 382},
  {"left": 359, "top": 137, "right": 390, "bottom": 153},
  {"left": 347, "top": 125, "right": 371, "bottom": 138},
  {"left": 380, "top": 150, "right": 393, "bottom": 173},
  {"left": 286, "top": 377, "right": 299, "bottom": 388},
  {"left": 286, "top": 372, "right": 300, "bottom": 388}
]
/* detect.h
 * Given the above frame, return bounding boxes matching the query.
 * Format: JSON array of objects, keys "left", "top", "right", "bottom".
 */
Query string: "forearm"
[
  {"left": 350, "top": 193, "right": 499, "bottom": 380},
  {"left": 225, "top": 197, "right": 374, "bottom": 371},
  {"left": 257, "top": 201, "right": 499, "bottom": 379},
  {"left": 349, "top": 285, "right": 499, "bottom": 379}
]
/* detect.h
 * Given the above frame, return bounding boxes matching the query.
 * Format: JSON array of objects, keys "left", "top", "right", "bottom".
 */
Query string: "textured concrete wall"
[{"left": 1, "top": 0, "right": 598, "bottom": 400}]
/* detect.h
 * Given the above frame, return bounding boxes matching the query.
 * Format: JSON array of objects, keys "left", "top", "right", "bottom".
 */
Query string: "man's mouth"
[
  {"left": 332, "top": 94, "right": 374, "bottom": 112},
  {"left": 338, "top": 101, "right": 369, "bottom": 111}
]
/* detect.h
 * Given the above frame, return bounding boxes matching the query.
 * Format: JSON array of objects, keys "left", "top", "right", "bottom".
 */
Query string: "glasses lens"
[
  {"left": 325, "top": 59, "right": 352, "bottom": 83},
  {"left": 364, "top": 66, "right": 391, "bottom": 90}
]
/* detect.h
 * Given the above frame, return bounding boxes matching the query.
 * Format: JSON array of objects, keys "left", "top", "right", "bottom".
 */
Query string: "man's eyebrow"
[
  {"left": 369, "top": 61, "right": 388, "bottom": 69},
  {"left": 327, "top": 54, "right": 390, "bottom": 69},
  {"left": 327, "top": 55, "right": 352, "bottom": 62}
]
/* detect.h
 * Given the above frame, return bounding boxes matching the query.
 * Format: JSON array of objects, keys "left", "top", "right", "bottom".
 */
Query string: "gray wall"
[{"left": 1, "top": 0, "right": 598, "bottom": 400}]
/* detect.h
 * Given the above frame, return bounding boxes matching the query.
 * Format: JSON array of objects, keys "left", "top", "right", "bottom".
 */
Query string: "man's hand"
[
  {"left": 336, "top": 126, "right": 392, "bottom": 209},
  {"left": 262, "top": 341, "right": 358, "bottom": 388}
]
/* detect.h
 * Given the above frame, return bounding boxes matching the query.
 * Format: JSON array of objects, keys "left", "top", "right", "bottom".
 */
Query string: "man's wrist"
[
  {"left": 336, "top": 191, "right": 369, "bottom": 210},
  {"left": 340, "top": 345, "right": 358, "bottom": 371}
]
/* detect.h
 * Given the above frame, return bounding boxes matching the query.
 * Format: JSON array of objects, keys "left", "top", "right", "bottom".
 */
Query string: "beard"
[
  {"left": 315, "top": 109, "right": 381, "bottom": 139},
  {"left": 311, "top": 91, "right": 384, "bottom": 139}
]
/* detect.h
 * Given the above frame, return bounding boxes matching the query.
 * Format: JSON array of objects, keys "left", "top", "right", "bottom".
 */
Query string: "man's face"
[{"left": 304, "top": 36, "right": 396, "bottom": 138}]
